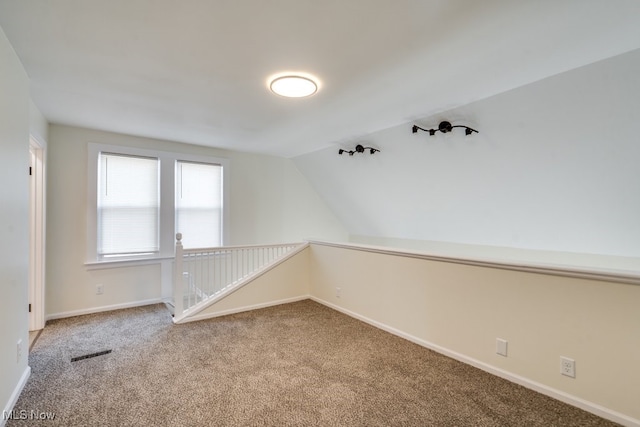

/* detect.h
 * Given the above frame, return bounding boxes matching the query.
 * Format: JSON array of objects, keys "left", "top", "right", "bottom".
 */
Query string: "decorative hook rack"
[
  {"left": 338, "top": 144, "right": 380, "bottom": 156},
  {"left": 412, "top": 121, "right": 478, "bottom": 136}
]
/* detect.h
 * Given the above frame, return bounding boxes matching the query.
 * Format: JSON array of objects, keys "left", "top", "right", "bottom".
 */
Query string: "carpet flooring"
[{"left": 9, "top": 300, "right": 617, "bottom": 426}]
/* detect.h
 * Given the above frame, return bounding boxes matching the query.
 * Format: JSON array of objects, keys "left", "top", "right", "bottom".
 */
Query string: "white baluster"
[{"left": 174, "top": 233, "right": 184, "bottom": 316}]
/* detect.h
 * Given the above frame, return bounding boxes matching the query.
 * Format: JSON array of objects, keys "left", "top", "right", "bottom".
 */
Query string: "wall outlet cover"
[
  {"left": 561, "top": 356, "right": 576, "bottom": 378},
  {"left": 496, "top": 338, "right": 508, "bottom": 357}
]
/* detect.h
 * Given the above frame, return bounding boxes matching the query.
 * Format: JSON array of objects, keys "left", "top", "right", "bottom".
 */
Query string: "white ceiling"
[{"left": 1, "top": 1, "right": 640, "bottom": 158}]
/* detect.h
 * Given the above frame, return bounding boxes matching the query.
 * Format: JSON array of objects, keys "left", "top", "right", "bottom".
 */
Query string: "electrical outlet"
[
  {"left": 17, "top": 339, "right": 22, "bottom": 363},
  {"left": 336, "top": 287, "right": 341, "bottom": 298},
  {"left": 96, "top": 284, "right": 104, "bottom": 295},
  {"left": 496, "top": 338, "right": 508, "bottom": 357},
  {"left": 560, "top": 356, "right": 576, "bottom": 378}
]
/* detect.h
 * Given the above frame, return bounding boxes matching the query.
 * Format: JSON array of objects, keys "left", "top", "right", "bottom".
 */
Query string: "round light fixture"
[{"left": 269, "top": 75, "right": 318, "bottom": 98}]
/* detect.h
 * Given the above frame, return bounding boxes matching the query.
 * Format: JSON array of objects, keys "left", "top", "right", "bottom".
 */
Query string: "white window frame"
[
  {"left": 97, "top": 152, "right": 161, "bottom": 257},
  {"left": 175, "top": 160, "right": 224, "bottom": 249},
  {"left": 86, "top": 143, "right": 230, "bottom": 267}
]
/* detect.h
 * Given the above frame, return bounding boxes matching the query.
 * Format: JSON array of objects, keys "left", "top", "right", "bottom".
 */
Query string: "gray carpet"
[{"left": 10, "top": 300, "right": 616, "bottom": 426}]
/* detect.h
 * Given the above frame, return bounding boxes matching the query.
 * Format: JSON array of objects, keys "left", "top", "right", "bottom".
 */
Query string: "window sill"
[{"left": 85, "top": 256, "right": 174, "bottom": 270}]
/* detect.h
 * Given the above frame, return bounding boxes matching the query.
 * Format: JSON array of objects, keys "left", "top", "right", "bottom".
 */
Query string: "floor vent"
[{"left": 71, "top": 349, "right": 112, "bottom": 362}]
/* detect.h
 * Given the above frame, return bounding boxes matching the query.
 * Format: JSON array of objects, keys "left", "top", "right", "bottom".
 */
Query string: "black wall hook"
[
  {"left": 339, "top": 144, "right": 380, "bottom": 156},
  {"left": 412, "top": 121, "right": 478, "bottom": 136}
]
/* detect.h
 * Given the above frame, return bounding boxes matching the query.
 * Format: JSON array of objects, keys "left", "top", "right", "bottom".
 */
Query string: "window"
[
  {"left": 97, "top": 153, "right": 160, "bottom": 256},
  {"left": 176, "top": 161, "right": 223, "bottom": 249},
  {"left": 87, "top": 143, "right": 229, "bottom": 265}
]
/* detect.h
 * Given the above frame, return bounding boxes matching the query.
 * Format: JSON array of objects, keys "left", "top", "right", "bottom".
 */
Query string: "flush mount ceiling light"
[{"left": 269, "top": 74, "right": 319, "bottom": 98}]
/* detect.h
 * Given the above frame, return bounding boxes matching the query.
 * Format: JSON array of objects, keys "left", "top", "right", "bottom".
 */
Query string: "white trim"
[
  {"left": 308, "top": 240, "right": 640, "bottom": 286},
  {"left": 28, "top": 147, "right": 37, "bottom": 330},
  {"left": 309, "top": 296, "right": 640, "bottom": 427},
  {"left": 182, "top": 242, "right": 304, "bottom": 253},
  {"left": 1, "top": 367, "right": 31, "bottom": 427},
  {"left": 28, "top": 137, "right": 46, "bottom": 331},
  {"left": 174, "top": 295, "right": 309, "bottom": 324},
  {"left": 84, "top": 256, "right": 173, "bottom": 270},
  {"left": 46, "top": 298, "right": 163, "bottom": 321}
]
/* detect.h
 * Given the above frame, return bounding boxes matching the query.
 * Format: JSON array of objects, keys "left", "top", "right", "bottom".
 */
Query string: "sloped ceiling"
[
  {"left": 293, "top": 49, "right": 640, "bottom": 258},
  {"left": 1, "top": 0, "right": 640, "bottom": 157}
]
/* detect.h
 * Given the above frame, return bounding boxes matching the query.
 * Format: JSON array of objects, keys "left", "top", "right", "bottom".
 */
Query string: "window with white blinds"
[
  {"left": 87, "top": 143, "right": 229, "bottom": 264},
  {"left": 176, "top": 161, "right": 223, "bottom": 249},
  {"left": 97, "top": 153, "right": 160, "bottom": 256}
]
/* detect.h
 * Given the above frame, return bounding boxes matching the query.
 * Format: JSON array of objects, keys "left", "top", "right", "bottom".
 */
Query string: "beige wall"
[
  {"left": 45, "top": 125, "right": 347, "bottom": 318},
  {"left": 0, "top": 26, "right": 31, "bottom": 418},
  {"left": 309, "top": 243, "right": 640, "bottom": 424}
]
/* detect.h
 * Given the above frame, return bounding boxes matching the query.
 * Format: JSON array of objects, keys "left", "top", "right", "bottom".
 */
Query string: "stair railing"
[{"left": 172, "top": 233, "right": 302, "bottom": 318}]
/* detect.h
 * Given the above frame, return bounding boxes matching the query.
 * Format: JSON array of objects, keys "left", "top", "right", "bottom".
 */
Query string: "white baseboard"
[
  {"left": 174, "top": 295, "right": 309, "bottom": 324},
  {"left": 310, "top": 296, "right": 640, "bottom": 427},
  {"left": 1, "top": 366, "right": 31, "bottom": 427},
  {"left": 46, "top": 298, "right": 163, "bottom": 321}
]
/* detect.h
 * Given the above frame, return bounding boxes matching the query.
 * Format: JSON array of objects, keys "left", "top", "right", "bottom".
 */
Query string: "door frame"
[{"left": 29, "top": 136, "right": 46, "bottom": 331}]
